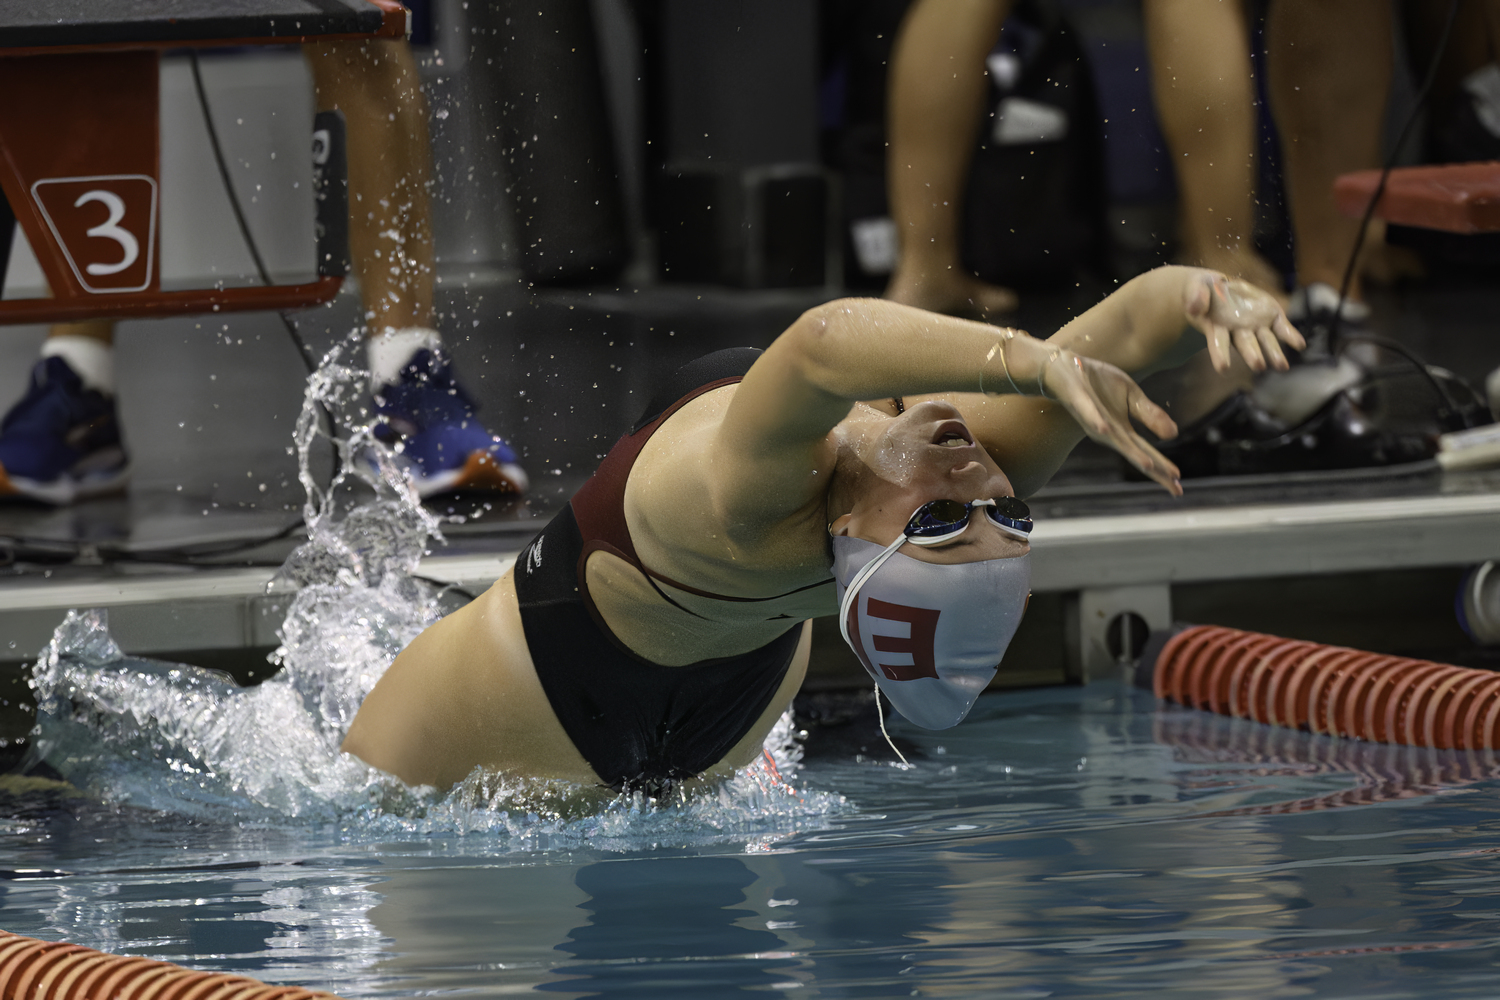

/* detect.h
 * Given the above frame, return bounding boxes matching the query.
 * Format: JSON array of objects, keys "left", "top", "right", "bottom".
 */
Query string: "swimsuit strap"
[{"left": 570, "top": 374, "right": 742, "bottom": 570}]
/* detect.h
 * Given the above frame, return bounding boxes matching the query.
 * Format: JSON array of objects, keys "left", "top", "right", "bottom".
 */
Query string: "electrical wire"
[
  {"left": 1337, "top": 332, "right": 1468, "bottom": 416},
  {"left": 1327, "top": 0, "right": 1462, "bottom": 349},
  {"left": 188, "top": 51, "right": 321, "bottom": 377},
  {"left": 186, "top": 49, "right": 350, "bottom": 559}
]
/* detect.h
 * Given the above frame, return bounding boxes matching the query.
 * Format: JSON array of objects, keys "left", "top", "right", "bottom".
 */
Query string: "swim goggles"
[{"left": 904, "top": 496, "right": 1033, "bottom": 546}]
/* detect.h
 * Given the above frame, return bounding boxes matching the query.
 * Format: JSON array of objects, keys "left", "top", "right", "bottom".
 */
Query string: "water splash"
[
  {"left": 24, "top": 338, "right": 845, "bottom": 847},
  {"left": 28, "top": 609, "right": 396, "bottom": 820}
]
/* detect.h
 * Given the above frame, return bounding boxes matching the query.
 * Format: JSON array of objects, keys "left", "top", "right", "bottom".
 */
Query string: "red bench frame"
[{"left": 0, "top": 0, "right": 406, "bottom": 324}]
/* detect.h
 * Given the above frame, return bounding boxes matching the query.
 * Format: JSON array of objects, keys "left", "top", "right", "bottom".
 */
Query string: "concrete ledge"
[
  {"left": 0, "top": 554, "right": 518, "bottom": 660},
  {"left": 1028, "top": 491, "right": 1500, "bottom": 590},
  {"left": 3, "top": 490, "right": 1497, "bottom": 659}
]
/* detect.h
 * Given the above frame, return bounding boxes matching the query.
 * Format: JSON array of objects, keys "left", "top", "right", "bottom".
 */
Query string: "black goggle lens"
[
  {"left": 906, "top": 497, "right": 1032, "bottom": 537},
  {"left": 910, "top": 499, "right": 970, "bottom": 532},
  {"left": 992, "top": 496, "right": 1030, "bottom": 520}
]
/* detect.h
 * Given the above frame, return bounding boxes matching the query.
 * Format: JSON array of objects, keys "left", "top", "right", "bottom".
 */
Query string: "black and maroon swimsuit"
[{"left": 513, "top": 348, "right": 827, "bottom": 795}]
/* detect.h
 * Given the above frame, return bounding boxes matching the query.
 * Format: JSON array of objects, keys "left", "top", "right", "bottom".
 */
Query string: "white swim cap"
[{"left": 833, "top": 534, "right": 1030, "bottom": 730}]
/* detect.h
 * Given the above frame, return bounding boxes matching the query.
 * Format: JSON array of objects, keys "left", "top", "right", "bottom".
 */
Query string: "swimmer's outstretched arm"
[
  {"left": 1047, "top": 265, "right": 1303, "bottom": 376},
  {"left": 956, "top": 265, "right": 1304, "bottom": 494},
  {"left": 717, "top": 265, "right": 1299, "bottom": 511}
]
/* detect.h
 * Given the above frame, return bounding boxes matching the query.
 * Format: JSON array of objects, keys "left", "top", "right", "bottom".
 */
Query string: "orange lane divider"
[
  {"left": 0, "top": 930, "right": 346, "bottom": 1000},
  {"left": 1148, "top": 624, "right": 1500, "bottom": 750}
]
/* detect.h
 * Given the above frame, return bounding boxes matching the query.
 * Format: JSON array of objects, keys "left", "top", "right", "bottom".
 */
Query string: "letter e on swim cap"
[{"left": 833, "top": 535, "right": 1030, "bottom": 729}]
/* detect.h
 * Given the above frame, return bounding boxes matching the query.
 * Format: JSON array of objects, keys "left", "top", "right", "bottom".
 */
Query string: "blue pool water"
[{"left": 7, "top": 678, "right": 1500, "bottom": 999}]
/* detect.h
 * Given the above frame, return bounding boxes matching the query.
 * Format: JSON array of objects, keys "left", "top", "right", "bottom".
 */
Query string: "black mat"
[{"left": 0, "top": 0, "right": 384, "bottom": 49}]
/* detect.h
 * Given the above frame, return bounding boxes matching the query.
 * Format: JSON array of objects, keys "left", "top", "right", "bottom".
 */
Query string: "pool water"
[{"left": 8, "top": 678, "right": 1500, "bottom": 999}]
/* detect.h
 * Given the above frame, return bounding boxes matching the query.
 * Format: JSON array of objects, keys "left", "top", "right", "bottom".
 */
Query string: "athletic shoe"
[
  {"left": 0, "top": 356, "right": 129, "bottom": 504},
  {"left": 373, "top": 348, "right": 527, "bottom": 497}
]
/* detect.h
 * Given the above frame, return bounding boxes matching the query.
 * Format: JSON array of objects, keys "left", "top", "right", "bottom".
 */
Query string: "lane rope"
[
  {"left": 1152, "top": 624, "right": 1500, "bottom": 749},
  {"left": 0, "top": 929, "right": 347, "bottom": 1000}
]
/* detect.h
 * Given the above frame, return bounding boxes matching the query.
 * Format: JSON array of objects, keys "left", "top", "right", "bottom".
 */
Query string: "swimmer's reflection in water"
[
  {"left": 341, "top": 267, "right": 1303, "bottom": 796},
  {"left": 539, "top": 859, "right": 794, "bottom": 996}
]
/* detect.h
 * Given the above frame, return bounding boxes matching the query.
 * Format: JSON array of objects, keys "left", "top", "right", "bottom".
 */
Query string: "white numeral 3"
[{"left": 75, "top": 189, "right": 139, "bottom": 276}]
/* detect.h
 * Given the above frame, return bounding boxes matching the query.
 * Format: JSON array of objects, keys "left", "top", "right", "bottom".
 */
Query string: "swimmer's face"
[{"left": 838, "top": 400, "right": 1028, "bottom": 564}]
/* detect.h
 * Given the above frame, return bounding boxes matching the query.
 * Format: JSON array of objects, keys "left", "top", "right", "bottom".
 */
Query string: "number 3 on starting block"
[{"left": 31, "top": 175, "right": 158, "bottom": 293}]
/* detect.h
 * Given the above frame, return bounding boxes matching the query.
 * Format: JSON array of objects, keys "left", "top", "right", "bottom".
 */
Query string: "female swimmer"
[{"left": 342, "top": 266, "right": 1301, "bottom": 794}]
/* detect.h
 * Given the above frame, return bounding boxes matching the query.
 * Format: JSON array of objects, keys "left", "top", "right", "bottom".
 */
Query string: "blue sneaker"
[
  {"left": 373, "top": 348, "right": 527, "bottom": 497},
  {"left": 0, "top": 356, "right": 129, "bottom": 504}
]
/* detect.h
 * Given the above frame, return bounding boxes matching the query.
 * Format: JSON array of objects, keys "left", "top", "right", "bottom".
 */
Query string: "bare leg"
[
  {"left": 1144, "top": 0, "right": 1283, "bottom": 298},
  {"left": 304, "top": 38, "right": 435, "bottom": 338},
  {"left": 1265, "top": 0, "right": 1393, "bottom": 302},
  {"left": 884, "top": 0, "right": 1018, "bottom": 319}
]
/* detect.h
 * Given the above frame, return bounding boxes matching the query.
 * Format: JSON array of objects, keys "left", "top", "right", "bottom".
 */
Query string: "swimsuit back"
[{"left": 514, "top": 348, "right": 807, "bottom": 795}]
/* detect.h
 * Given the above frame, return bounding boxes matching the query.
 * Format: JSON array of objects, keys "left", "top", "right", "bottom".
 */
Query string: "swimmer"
[{"left": 342, "top": 266, "right": 1301, "bottom": 796}]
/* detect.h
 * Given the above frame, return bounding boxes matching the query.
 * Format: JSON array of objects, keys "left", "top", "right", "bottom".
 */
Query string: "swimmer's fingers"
[
  {"left": 1059, "top": 360, "right": 1182, "bottom": 495},
  {"left": 1125, "top": 435, "right": 1182, "bottom": 496},
  {"left": 1093, "top": 410, "right": 1182, "bottom": 496},
  {"left": 1104, "top": 384, "right": 1181, "bottom": 496},
  {"left": 1233, "top": 326, "right": 1267, "bottom": 373},
  {"left": 1129, "top": 384, "right": 1179, "bottom": 441},
  {"left": 1183, "top": 311, "right": 1231, "bottom": 372},
  {"left": 1206, "top": 322, "right": 1233, "bottom": 372},
  {"left": 1255, "top": 326, "right": 1291, "bottom": 371},
  {"left": 1273, "top": 313, "right": 1306, "bottom": 351}
]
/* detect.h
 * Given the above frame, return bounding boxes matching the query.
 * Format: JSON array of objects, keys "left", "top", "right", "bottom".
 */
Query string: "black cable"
[
  {"left": 188, "top": 50, "right": 321, "bottom": 376},
  {"left": 188, "top": 50, "right": 342, "bottom": 491},
  {"left": 120, "top": 518, "right": 307, "bottom": 562},
  {"left": 1337, "top": 332, "right": 1462, "bottom": 412},
  {"left": 188, "top": 53, "right": 274, "bottom": 290},
  {"left": 1328, "top": 0, "right": 1462, "bottom": 349}
]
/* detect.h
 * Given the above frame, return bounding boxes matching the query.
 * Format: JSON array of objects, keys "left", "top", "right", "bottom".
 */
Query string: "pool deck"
[{"left": 4, "top": 468, "right": 1498, "bottom": 677}]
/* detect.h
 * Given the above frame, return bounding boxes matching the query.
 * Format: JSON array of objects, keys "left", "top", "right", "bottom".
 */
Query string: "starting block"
[
  {"left": 1334, "top": 161, "right": 1500, "bottom": 234},
  {"left": 0, "top": 0, "right": 407, "bottom": 325}
]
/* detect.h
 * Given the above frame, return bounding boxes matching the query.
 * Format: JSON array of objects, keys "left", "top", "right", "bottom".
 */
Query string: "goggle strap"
[{"left": 837, "top": 532, "right": 911, "bottom": 648}]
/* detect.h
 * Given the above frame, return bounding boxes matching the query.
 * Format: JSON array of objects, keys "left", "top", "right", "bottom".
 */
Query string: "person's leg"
[
  {"left": 305, "top": 38, "right": 435, "bottom": 340},
  {"left": 884, "top": 0, "right": 1018, "bottom": 319},
  {"left": 1265, "top": 0, "right": 1394, "bottom": 307},
  {"left": 304, "top": 39, "right": 526, "bottom": 495},
  {"left": 0, "top": 320, "right": 126, "bottom": 502},
  {"left": 1144, "top": 0, "right": 1284, "bottom": 297}
]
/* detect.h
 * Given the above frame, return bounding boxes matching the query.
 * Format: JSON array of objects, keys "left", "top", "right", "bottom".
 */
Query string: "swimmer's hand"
[
  {"left": 1038, "top": 350, "right": 1184, "bottom": 497},
  {"left": 1184, "top": 271, "right": 1305, "bottom": 374}
]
